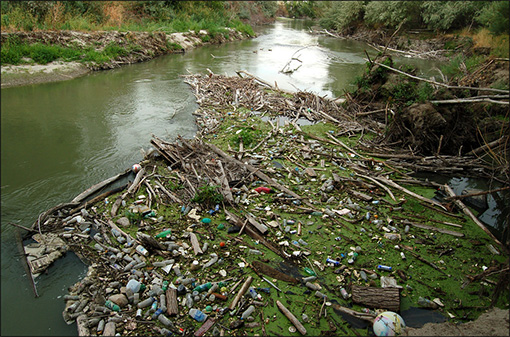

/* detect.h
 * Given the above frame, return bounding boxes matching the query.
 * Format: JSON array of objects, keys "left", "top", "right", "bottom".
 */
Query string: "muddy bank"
[{"left": 1, "top": 29, "right": 251, "bottom": 88}]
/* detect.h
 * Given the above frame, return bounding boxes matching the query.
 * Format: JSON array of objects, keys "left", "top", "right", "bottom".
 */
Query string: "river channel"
[{"left": 1, "top": 18, "right": 499, "bottom": 336}]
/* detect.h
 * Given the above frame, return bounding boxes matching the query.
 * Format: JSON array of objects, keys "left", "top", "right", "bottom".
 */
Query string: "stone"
[{"left": 108, "top": 294, "right": 128, "bottom": 308}]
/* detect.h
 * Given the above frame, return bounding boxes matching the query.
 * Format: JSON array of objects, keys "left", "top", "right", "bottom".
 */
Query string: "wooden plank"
[
  {"left": 351, "top": 286, "right": 400, "bottom": 312},
  {"left": 194, "top": 317, "right": 216, "bottom": 337},
  {"left": 245, "top": 213, "right": 268, "bottom": 235},
  {"left": 166, "top": 288, "right": 179, "bottom": 317},
  {"left": 276, "top": 300, "right": 307, "bottom": 335}
]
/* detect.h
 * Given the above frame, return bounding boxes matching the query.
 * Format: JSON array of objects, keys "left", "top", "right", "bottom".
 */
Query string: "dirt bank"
[
  {"left": 1, "top": 29, "right": 251, "bottom": 88},
  {"left": 403, "top": 307, "right": 509, "bottom": 336}
]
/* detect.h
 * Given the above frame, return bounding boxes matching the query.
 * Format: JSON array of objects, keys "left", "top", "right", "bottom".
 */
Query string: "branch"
[{"left": 370, "top": 60, "right": 510, "bottom": 94}]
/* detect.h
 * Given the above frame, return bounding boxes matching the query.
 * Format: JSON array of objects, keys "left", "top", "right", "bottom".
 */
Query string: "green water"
[{"left": 1, "top": 18, "right": 448, "bottom": 335}]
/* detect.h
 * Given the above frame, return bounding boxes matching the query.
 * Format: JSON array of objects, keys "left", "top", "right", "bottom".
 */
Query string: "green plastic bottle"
[
  {"left": 155, "top": 229, "right": 172, "bottom": 238},
  {"left": 193, "top": 282, "right": 212, "bottom": 293},
  {"left": 304, "top": 267, "right": 317, "bottom": 276},
  {"left": 105, "top": 300, "right": 120, "bottom": 312}
]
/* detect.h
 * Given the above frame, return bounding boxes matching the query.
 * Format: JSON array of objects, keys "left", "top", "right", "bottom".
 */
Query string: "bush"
[
  {"left": 421, "top": 1, "right": 485, "bottom": 32},
  {"left": 319, "top": 1, "right": 365, "bottom": 32},
  {"left": 476, "top": 1, "right": 510, "bottom": 36}
]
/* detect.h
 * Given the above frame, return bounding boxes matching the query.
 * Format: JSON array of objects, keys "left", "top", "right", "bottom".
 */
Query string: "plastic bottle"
[
  {"left": 326, "top": 258, "right": 340, "bottom": 266},
  {"left": 418, "top": 296, "right": 439, "bottom": 309},
  {"left": 305, "top": 282, "right": 319, "bottom": 291},
  {"left": 315, "top": 291, "right": 327, "bottom": 299},
  {"left": 340, "top": 287, "right": 349, "bottom": 300},
  {"left": 189, "top": 308, "right": 208, "bottom": 322},
  {"left": 155, "top": 229, "right": 172, "bottom": 238},
  {"left": 97, "top": 319, "right": 105, "bottom": 334},
  {"left": 105, "top": 300, "right": 120, "bottom": 312},
  {"left": 194, "top": 282, "right": 212, "bottom": 293},
  {"left": 248, "top": 249, "right": 262, "bottom": 255},
  {"left": 247, "top": 287, "right": 258, "bottom": 299},
  {"left": 152, "top": 308, "right": 164, "bottom": 319},
  {"left": 302, "top": 276, "right": 317, "bottom": 282},
  {"left": 158, "top": 314, "right": 175, "bottom": 327},
  {"left": 377, "top": 265, "right": 392, "bottom": 271},
  {"left": 137, "top": 297, "right": 155, "bottom": 309},
  {"left": 241, "top": 305, "right": 255, "bottom": 320},
  {"left": 136, "top": 245, "right": 149, "bottom": 256},
  {"left": 127, "top": 279, "right": 141, "bottom": 293}
]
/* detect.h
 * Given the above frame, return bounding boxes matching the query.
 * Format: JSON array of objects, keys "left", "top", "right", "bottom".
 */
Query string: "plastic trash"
[
  {"left": 158, "top": 314, "right": 174, "bottom": 327},
  {"left": 418, "top": 296, "right": 439, "bottom": 309},
  {"left": 105, "top": 300, "right": 120, "bottom": 312},
  {"left": 377, "top": 265, "right": 392, "bottom": 271},
  {"left": 127, "top": 279, "right": 141, "bottom": 293},
  {"left": 137, "top": 297, "right": 155, "bottom": 309},
  {"left": 135, "top": 245, "right": 149, "bottom": 256},
  {"left": 340, "top": 287, "right": 349, "bottom": 300},
  {"left": 155, "top": 229, "right": 172, "bottom": 238},
  {"left": 189, "top": 308, "right": 208, "bottom": 322},
  {"left": 241, "top": 305, "right": 255, "bottom": 320}
]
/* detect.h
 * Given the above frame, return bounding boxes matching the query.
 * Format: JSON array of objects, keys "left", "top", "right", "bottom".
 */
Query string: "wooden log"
[
  {"left": 194, "top": 317, "right": 216, "bottom": 337},
  {"left": 443, "top": 184, "right": 506, "bottom": 253},
  {"left": 252, "top": 260, "right": 299, "bottom": 284},
  {"left": 166, "top": 288, "right": 179, "bottom": 316},
  {"left": 330, "top": 304, "right": 376, "bottom": 323},
  {"left": 467, "top": 136, "right": 508, "bottom": 156},
  {"left": 127, "top": 168, "right": 145, "bottom": 194},
  {"left": 71, "top": 172, "right": 125, "bottom": 203},
  {"left": 374, "top": 176, "right": 447, "bottom": 211},
  {"left": 217, "top": 160, "right": 234, "bottom": 204},
  {"left": 351, "top": 286, "right": 400, "bottom": 312},
  {"left": 110, "top": 196, "right": 122, "bottom": 217},
  {"left": 276, "top": 300, "right": 307, "bottom": 335},
  {"left": 154, "top": 180, "right": 183, "bottom": 204},
  {"left": 190, "top": 233, "right": 203, "bottom": 255},
  {"left": 228, "top": 276, "right": 253, "bottom": 310},
  {"left": 15, "top": 229, "right": 39, "bottom": 297},
  {"left": 403, "top": 220, "right": 464, "bottom": 237},
  {"left": 245, "top": 213, "right": 268, "bottom": 235}
]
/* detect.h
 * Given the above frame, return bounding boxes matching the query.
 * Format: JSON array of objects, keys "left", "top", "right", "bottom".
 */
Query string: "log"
[
  {"left": 190, "top": 233, "right": 203, "bottom": 255},
  {"left": 154, "top": 180, "right": 183, "bottom": 204},
  {"left": 443, "top": 184, "right": 506, "bottom": 253},
  {"left": 403, "top": 220, "right": 464, "bottom": 237},
  {"left": 371, "top": 60, "right": 509, "bottom": 94},
  {"left": 228, "top": 276, "right": 253, "bottom": 310},
  {"left": 194, "top": 317, "right": 216, "bottom": 337},
  {"left": 252, "top": 260, "right": 299, "bottom": 284},
  {"left": 217, "top": 160, "right": 234, "bottom": 204},
  {"left": 127, "top": 168, "right": 145, "bottom": 194},
  {"left": 331, "top": 304, "right": 376, "bottom": 323},
  {"left": 276, "top": 300, "right": 307, "bottom": 335},
  {"left": 374, "top": 176, "right": 447, "bottom": 211},
  {"left": 245, "top": 213, "right": 268, "bottom": 235},
  {"left": 71, "top": 172, "right": 125, "bottom": 203},
  {"left": 430, "top": 98, "right": 509, "bottom": 105},
  {"left": 445, "top": 186, "right": 509, "bottom": 200},
  {"left": 110, "top": 196, "right": 122, "bottom": 217},
  {"left": 351, "top": 286, "right": 400, "bottom": 312},
  {"left": 166, "top": 288, "right": 179, "bottom": 316},
  {"left": 466, "top": 136, "right": 509, "bottom": 156}
]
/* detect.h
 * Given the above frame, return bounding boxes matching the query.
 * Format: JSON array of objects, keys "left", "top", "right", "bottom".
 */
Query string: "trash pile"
[{"left": 25, "top": 72, "right": 508, "bottom": 336}]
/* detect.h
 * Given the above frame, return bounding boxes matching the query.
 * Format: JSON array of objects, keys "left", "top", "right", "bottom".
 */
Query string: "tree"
[
  {"left": 421, "top": 1, "right": 486, "bottom": 32},
  {"left": 476, "top": 1, "right": 510, "bottom": 35}
]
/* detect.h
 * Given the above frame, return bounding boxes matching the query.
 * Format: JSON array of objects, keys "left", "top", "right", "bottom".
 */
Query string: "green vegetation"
[{"left": 191, "top": 184, "right": 224, "bottom": 208}]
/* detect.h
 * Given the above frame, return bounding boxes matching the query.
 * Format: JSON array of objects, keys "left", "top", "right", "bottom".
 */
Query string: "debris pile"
[{"left": 22, "top": 72, "right": 508, "bottom": 336}]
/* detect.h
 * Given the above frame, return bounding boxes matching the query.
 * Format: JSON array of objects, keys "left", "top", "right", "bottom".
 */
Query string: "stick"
[
  {"left": 71, "top": 172, "right": 126, "bottom": 203},
  {"left": 127, "top": 168, "right": 145, "bottom": 194},
  {"left": 466, "top": 136, "right": 508, "bottom": 156},
  {"left": 228, "top": 276, "right": 253, "bottom": 310},
  {"left": 403, "top": 220, "right": 464, "bottom": 237},
  {"left": 374, "top": 176, "right": 447, "bottom": 211},
  {"left": 355, "top": 174, "right": 397, "bottom": 202},
  {"left": 370, "top": 60, "right": 509, "bottom": 94},
  {"left": 276, "top": 300, "right": 307, "bottom": 335},
  {"left": 445, "top": 186, "right": 510, "bottom": 200},
  {"left": 443, "top": 184, "right": 506, "bottom": 252}
]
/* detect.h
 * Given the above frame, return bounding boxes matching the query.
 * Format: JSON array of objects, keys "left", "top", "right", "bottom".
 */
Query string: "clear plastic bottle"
[
  {"left": 241, "top": 305, "right": 255, "bottom": 320},
  {"left": 418, "top": 296, "right": 439, "bottom": 309},
  {"left": 189, "top": 308, "right": 208, "bottom": 322}
]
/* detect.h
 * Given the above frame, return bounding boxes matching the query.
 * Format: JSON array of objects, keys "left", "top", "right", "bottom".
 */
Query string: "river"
[{"left": 0, "top": 17, "right": 498, "bottom": 336}]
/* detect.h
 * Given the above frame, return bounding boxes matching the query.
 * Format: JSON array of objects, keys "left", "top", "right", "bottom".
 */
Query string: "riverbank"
[
  {"left": 1, "top": 28, "right": 252, "bottom": 88},
  {"left": 18, "top": 69, "right": 508, "bottom": 336}
]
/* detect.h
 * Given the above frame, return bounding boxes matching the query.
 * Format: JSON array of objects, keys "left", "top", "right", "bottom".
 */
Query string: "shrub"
[{"left": 191, "top": 184, "right": 224, "bottom": 208}]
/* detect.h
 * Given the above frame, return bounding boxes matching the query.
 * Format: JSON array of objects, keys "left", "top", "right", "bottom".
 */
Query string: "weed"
[
  {"left": 230, "top": 127, "right": 259, "bottom": 147},
  {"left": 191, "top": 184, "right": 224, "bottom": 208}
]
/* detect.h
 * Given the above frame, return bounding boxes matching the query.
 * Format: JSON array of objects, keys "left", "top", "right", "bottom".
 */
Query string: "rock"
[
  {"left": 103, "top": 321, "right": 116, "bottom": 336},
  {"left": 108, "top": 294, "right": 128, "bottom": 308},
  {"left": 116, "top": 217, "right": 130, "bottom": 227}
]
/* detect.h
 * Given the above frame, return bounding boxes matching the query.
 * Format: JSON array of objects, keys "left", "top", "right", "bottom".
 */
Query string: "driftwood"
[
  {"left": 430, "top": 97, "right": 509, "bottom": 105},
  {"left": 190, "top": 233, "right": 203, "bottom": 255},
  {"left": 15, "top": 229, "right": 39, "bottom": 297},
  {"left": 251, "top": 260, "right": 299, "bottom": 284},
  {"left": 467, "top": 136, "right": 509, "bottom": 156},
  {"left": 445, "top": 186, "right": 510, "bottom": 200},
  {"left": 371, "top": 60, "right": 510, "bottom": 94},
  {"left": 154, "top": 180, "right": 183, "bottom": 204},
  {"left": 127, "top": 168, "right": 145, "bottom": 194},
  {"left": 276, "top": 300, "right": 307, "bottom": 335},
  {"left": 355, "top": 174, "right": 397, "bottom": 202},
  {"left": 351, "top": 286, "right": 400, "bottom": 312},
  {"left": 71, "top": 171, "right": 126, "bottom": 203},
  {"left": 229, "top": 276, "right": 253, "bottom": 310},
  {"left": 331, "top": 303, "right": 376, "bottom": 323},
  {"left": 443, "top": 184, "right": 506, "bottom": 252},
  {"left": 403, "top": 220, "right": 464, "bottom": 237},
  {"left": 374, "top": 176, "right": 447, "bottom": 211},
  {"left": 166, "top": 288, "right": 178, "bottom": 316}
]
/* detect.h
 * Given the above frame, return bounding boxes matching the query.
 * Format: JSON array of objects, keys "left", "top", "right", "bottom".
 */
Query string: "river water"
[{"left": 0, "top": 18, "right": 499, "bottom": 335}]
